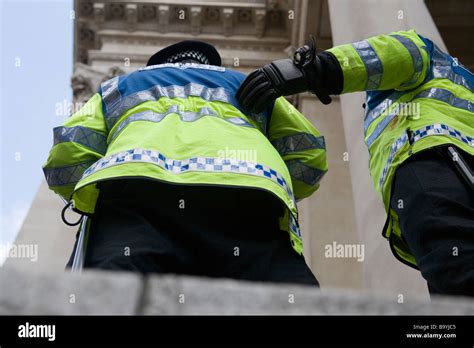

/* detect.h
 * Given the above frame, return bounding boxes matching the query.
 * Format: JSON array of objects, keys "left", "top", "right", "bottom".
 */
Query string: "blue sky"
[{"left": 0, "top": 0, "right": 73, "bottom": 257}]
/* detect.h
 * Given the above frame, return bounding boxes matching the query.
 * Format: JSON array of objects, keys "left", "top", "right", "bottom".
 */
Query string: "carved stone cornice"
[
  {"left": 75, "top": 1, "right": 291, "bottom": 41},
  {"left": 74, "top": 0, "right": 331, "bottom": 70},
  {"left": 93, "top": 3, "right": 105, "bottom": 28},
  {"left": 126, "top": 4, "right": 138, "bottom": 32},
  {"left": 87, "top": 49, "right": 289, "bottom": 70},
  {"left": 95, "top": 29, "right": 290, "bottom": 51},
  {"left": 222, "top": 8, "right": 234, "bottom": 36},
  {"left": 158, "top": 5, "right": 169, "bottom": 33},
  {"left": 254, "top": 9, "right": 266, "bottom": 38}
]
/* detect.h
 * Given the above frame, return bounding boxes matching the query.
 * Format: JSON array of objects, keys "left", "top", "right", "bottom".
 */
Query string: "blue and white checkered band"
[
  {"left": 139, "top": 63, "right": 225, "bottom": 72},
  {"left": 82, "top": 148, "right": 296, "bottom": 203},
  {"left": 410, "top": 124, "right": 474, "bottom": 147},
  {"left": 289, "top": 213, "right": 302, "bottom": 239},
  {"left": 379, "top": 124, "right": 474, "bottom": 190},
  {"left": 167, "top": 50, "right": 210, "bottom": 65},
  {"left": 82, "top": 149, "right": 300, "bottom": 239}
]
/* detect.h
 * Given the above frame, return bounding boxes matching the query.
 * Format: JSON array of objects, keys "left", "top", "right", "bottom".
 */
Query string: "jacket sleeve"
[
  {"left": 326, "top": 29, "right": 430, "bottom": 93},
  {"left": 42, "top": 93, "right": 108, "bottom": 201},
  {"left": 269, "top": 97, "right": 328, "bottom": 201}
]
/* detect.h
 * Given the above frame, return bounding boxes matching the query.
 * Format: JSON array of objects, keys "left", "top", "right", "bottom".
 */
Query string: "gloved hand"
[{"left": 237, "top": 39, "right": 332, "bottom": 115}]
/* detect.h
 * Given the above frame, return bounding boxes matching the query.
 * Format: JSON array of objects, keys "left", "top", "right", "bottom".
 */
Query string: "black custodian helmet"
[{"left": 147, "top": 40, "right": 221, "bottom": 66}]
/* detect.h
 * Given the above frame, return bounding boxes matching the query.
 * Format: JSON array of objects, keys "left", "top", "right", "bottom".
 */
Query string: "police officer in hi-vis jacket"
[
  {"left": 237, "top": 30, "right": 474, "bottom": 296},
  {"left": 43, "top": 40, "right": 328, "bottom": 285}
]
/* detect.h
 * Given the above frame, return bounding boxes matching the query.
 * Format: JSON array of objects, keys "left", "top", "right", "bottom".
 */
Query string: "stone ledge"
[
  {"left": 0, "top": 266, "right": 143, "bottom": 315},
  {"left": 142, "top": 275, "right": 474, "bottom": 315},
  {"left": 1, "top": 266, "right": 473, "bottom": 315}
]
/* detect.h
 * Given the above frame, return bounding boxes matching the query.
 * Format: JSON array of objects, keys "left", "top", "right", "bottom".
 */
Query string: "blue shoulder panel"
[
  {"left": 419, "top": 34, "right": 473, "bottom": 91},
  {"left": 99, "top": 63, "right": 273, "bottom": 134}
]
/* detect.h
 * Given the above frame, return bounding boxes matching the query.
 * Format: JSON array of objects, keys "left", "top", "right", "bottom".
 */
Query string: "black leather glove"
[{"left": 237, "top": 39, "right": 337, "bottom": 115}]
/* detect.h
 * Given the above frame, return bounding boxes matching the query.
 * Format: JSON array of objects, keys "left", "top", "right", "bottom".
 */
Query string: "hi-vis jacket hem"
[{"left": 70, "top": 147, "right": 303, "bottom": 251}]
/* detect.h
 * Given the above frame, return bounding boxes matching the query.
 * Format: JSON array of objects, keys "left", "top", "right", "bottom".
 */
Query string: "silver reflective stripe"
[
  {"left": 101, "top": 76, "right": 121, "bottom": 116},
  {"left": 272, "top": 133, "right": 325, "bottom": 156},
  {"left": 415, "top": 88, "right": 473, "bottom": 112},
  {"left": 379, "top": 133, "right": 409, "bottom": 190},
  {"left": 366, "top": 88, "right": 473, "bottom": 147},
  {"left": 352, "top": 40, "right": 383, "bottom": 90},
  {"left": 364, "top": 91, "right": 404, "bottom": 132},
  {"left": 81, "top": 148, "right": 295, "bottom": 200},
  {"left": 390, "top": 34, "right": 424, "bottom": 87},
  {"left": 410, "top": 124, "right": 474, "bottom": 147},
  {"left": 285, "top": 159, "right": 326, "bottom": 187},
  {"left": 366, "top": 102, "right": 404, "bottom": 147},
  {"left": 109, "top": 106, "right": 254, "bottom": 144},
  {"left": 364, "top": 43, "right": 473, "bottom": 133},
  {"left": 102, "top": 82, "right": 234, "bottom": 130},
  {"left": 431, "top": 44, "right": 473, "bottom": 91},
  {"left": 248, "top": 112, "right": 269, "bottom": 135},
  {"left": 226, "top": 117, "right": 254, "bottom": 127},
  {"left": 180, "top": 107, "right": 215, "bottom": 122},
  {"left": 54, "top": 126, "right": 107, "bottom": 155},
  {"left": 43, "top": 161, "right": 95, "bottom": 187}
]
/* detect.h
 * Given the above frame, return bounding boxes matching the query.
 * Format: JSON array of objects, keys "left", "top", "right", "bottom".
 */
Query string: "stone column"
[
  {"left": 327, "top": 0, "right": 447, "bottom": 298},
  {"left": 298, "top": 95, "right": 364, "bottom": 290},
  {"left": 5, "top": 181, "right": 79, "bottom": 273}
]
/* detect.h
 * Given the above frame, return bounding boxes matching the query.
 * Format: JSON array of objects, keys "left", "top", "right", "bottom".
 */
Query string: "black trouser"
[
  {"left": 390, "top": 145, "right": 474, "bottom": 296},
  {"left": 67, "top": 179, "right": 319, "bottom": 286}
]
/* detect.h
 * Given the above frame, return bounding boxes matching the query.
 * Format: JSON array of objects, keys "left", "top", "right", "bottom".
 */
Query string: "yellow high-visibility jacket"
[
  {"left": 43, "top": 63, "right": 328, "bottom": 255},
  {"left": 328, "top": 30, "right": 473, "bottom": 267}
]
